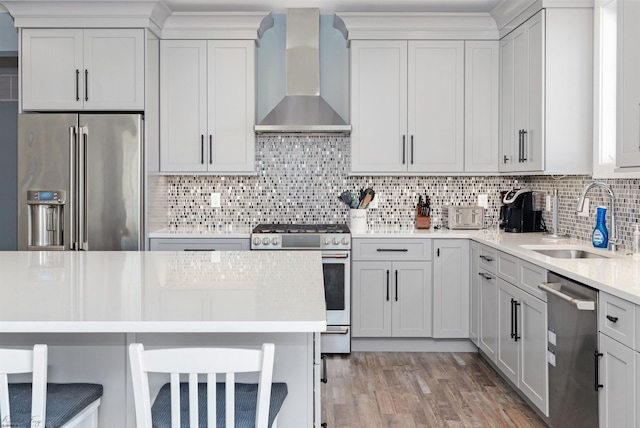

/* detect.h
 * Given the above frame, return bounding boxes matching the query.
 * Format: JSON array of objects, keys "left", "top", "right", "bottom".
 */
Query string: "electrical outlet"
[
  {"left": 368, "top": 194, "right": 379, "bottom": 209},
  {"left": 210, "top": 192, "right": 221, "bottom": 208},
  {"left": 545, "top": 195, "right": 551, "bottom": 212},
  {"left": 577, "top": 197, "right": 589, "bottom": 217},
  {"left": 477, "top": 194, "right": 488, "bottom": 209}
]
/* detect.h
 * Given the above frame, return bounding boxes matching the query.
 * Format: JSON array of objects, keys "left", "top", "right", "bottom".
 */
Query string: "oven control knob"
[
  {"left": 332, "top": 237, "right": 340, "bottom": 245},
  {"left": 341, "top": 237, "right": 350, "bottom": 246},
  {"left": 253, "top": 237, "right": 261, "bottom": 246},
  {"left": 323, "top": 238, "right": 331, "bottom": 246},
  {"left": 271, "top": 237, "right": 279, "bottom": 246},
  {"left": 262, "top": 237, "right": 270, "bottom": 246}
]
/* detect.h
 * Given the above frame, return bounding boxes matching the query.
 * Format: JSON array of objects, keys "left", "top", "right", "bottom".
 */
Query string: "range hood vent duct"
[{"left": 255, "top": 8, "right": 351, "bottom": 134}]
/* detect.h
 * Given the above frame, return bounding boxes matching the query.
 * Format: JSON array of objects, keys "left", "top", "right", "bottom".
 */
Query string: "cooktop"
[{"left": 252, "top": 224, "right": 350, "bottom": 234}]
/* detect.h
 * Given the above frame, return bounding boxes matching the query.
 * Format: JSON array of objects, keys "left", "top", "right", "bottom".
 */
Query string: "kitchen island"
[{"left": 0, "top": 250, "right": 326, "bottom": 427}]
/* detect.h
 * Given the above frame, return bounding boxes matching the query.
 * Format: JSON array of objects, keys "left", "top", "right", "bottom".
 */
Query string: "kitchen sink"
[
  {"left": 519, "top": 245, "right": 616, "bottom": 259},
  {"left": 530, "top": 248, "right": 612, "bottom": 259}
]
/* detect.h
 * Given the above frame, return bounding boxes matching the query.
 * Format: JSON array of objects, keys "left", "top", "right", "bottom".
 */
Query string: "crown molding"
[
  {"left": 0, "top": 1, "right": 173, "bottom": 28},
  {"left": 334, "top": 12, "right": 499, "bottom": 40},
  {"left": 490, "top": 0, "right": 593, "bottom": 35},
  {"left": 161, "top": 11, "right": 272, "bottom": 40}
]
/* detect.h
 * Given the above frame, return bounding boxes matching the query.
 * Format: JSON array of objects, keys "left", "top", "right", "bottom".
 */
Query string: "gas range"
[{"left": 251, "top": 223, "right": 351, "bottom": 250}]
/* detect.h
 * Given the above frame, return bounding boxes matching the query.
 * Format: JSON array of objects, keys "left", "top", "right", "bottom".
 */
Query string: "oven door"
[
  {"left": 321, "top": 251, "right": 351, "bottom": 353},
  {"left": 321, "top": 251, "right": 350, "bottom": 325}
]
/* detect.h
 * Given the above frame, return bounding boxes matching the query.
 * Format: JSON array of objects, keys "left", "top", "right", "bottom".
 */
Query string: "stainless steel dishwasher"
[{"left": 539, "top": 273, "right": 599, "bottom": 428}]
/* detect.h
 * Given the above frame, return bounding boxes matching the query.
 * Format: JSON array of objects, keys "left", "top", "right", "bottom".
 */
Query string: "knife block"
[{"left": 415, "top": 207, "right": 431, "bottom": 229}]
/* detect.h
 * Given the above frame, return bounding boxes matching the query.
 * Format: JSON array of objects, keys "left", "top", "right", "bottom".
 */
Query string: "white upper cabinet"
[
  {"left": 465, "top": 41, "right": 499, "bottom": 172},
  {"left": 350, "top": 40, "right": 407, "bottom": 173},
  {"left": 408, "top": 41, "right": 464, "bottom": 173},
  {"left": 160, "top": 39, "right": 255, "bottom": 174},
  {"left": 616, "top": 0, "right": 640, "bottom": 168},
  {"left": 499, "top": 8, "right": 593, "bottom": 175},
  {"left": 350, "top": 40, "right": 464, "bottom": 174},
  {"left": 21, "top": 29, "right": 144, "bottom": 111}
]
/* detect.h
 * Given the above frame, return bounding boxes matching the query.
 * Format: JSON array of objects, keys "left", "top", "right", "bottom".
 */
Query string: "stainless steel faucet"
[{"left": 576, "top": 181, "right": 619, "bottom": 251}]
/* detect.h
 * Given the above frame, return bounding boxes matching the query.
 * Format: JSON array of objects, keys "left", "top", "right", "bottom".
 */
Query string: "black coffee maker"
[{"left": 499, "top": 188, "right": 544, "bottom": 233}]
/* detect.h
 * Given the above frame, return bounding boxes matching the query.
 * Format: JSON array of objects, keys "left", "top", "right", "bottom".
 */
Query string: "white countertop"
[
  {"left": 149, "top": 225, "right": 252, "bottom": 239},
  {"left": 354, "top": 227, "right": 640, "bottom": 305},
  {"left": 0, "top": 251, "right": 326, "bottom": 333}
]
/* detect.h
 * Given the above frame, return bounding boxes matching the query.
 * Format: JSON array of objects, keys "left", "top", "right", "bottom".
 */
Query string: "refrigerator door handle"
[
  {"left": 79, "top": 127, "right": 89, "bottom": 250},
  {"left": 69, "top": 126, "right": 77, "bottom": 250}
]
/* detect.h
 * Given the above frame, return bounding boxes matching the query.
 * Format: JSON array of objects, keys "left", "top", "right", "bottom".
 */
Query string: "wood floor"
[{"left": 321, "top": 352, "right": 547, "bottom": 428}]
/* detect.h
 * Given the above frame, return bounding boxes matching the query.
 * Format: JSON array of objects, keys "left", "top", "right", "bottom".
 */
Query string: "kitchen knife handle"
[
  {"left": 595, "top": 351, "right": 604, "bottom": 391},
  {"left": 395, "top": 270, "right": 398, "bottom": 302},
  {"left": 85, "top": 69, "right": 89, "bottom": 101},
  {"left": 410, "top": 135, "right": 414, "bottom": 165},
  {"left": 209, "top": 135, "right": 212, "bottom": 164},
  {"left": 75, "top": 69, "right": 80, "bottom": 101},
  {"left": 386, "top": 270, "right": 390, "bottom": 301},
  {"left": 521, "top": 130, "right": 527, "bottom": 161},
  {"left": 200, "top": 135, "right": 204, "bottom": 164},
  {"left": 402, "top": 135, "right": 406, "bottom": 164}
]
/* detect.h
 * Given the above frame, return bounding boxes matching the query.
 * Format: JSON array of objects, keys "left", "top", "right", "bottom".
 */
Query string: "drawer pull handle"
[
  {"left": 478, "top": 272, "right": 493, "bottom": 280},
  {"left": 376, "top": 249, "right": 408, "bottom": 252},
  {"left": 479, "top": 255, "right": 493, "bottom": 261},
  {"left": 606, "top": 315, "right": 619, "bottom": 323}
]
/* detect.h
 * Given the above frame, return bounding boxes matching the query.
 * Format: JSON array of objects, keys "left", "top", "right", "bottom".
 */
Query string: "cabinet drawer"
[
  {"left": 497, "top": 251, "right": 518, "bottom": 284},
  {"left": 478, "top": 244, "right": 497, "bottom": 273},
  {"left": 149, "top": 238, "right": 249, "bottom": 251},
  {"left": 599, "top": 292, "right": 636, "bottom": 349},
  {"left": 519, "top": 260, "right": 547, "bottom": 301},
  {"left": 352, "top": 239, "right": 431, "bottom": 261}
]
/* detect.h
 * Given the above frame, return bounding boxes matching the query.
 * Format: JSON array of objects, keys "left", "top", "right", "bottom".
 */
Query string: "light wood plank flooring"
[{"left": 321, "top": 352, "right": 547, "bottom": 428}]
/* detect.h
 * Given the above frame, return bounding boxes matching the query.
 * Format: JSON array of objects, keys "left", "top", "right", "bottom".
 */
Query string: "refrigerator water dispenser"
[{"left": 27, "top": 190, "right": 65, "bottom": 250}]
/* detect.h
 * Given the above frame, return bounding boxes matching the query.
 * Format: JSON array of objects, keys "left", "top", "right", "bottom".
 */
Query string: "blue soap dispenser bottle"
[{"left": 592, "top": 206, "right": 609, "bottom": 248}]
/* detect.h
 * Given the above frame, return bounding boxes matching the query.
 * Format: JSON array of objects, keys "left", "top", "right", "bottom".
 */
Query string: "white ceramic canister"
[{"left": 349, "top": 209, "right": 367, "bottom": 233}]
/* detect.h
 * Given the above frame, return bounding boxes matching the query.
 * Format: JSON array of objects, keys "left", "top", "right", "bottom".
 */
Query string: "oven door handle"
[{"left": 321, "top": 254, "right": 349, "bottom": 259}]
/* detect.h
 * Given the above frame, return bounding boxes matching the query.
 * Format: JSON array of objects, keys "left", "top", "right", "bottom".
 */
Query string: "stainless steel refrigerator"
[{"left": 18, "top": 113, "right": 143, "bottom": 251}]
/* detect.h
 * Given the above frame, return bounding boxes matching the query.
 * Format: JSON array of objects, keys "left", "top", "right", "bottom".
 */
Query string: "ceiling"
[{"left": 162, "top": 0, "right": 504, "bottom": 14}]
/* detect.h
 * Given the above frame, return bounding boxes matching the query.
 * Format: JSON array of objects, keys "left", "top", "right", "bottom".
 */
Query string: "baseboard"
[{"left": 351, "top": 338, "right": 478, "bottom": 352}]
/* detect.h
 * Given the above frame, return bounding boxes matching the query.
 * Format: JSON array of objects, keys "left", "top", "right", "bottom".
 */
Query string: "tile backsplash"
[{"left": 151, "top": 134, "right": 640, "bottom": 251}]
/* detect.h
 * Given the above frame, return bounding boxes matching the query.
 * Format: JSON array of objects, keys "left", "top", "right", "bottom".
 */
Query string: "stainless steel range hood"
[{"left": 255, "top": 8, "right": 351, "bottom": 134}]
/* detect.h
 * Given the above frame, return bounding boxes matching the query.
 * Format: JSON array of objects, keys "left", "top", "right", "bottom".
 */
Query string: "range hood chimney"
[{"left": 255, "top": 8, "right": 351, "bottom": 134}]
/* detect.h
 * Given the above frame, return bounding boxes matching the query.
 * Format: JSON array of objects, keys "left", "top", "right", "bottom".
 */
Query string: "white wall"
[{"left": 0, "top": 13, "right": 17, "bottom": 54}]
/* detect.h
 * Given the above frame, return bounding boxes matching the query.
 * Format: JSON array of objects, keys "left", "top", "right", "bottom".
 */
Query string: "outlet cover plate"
[
  {"left": 477, "top": 194, "right": 488, "bottom": 209},
  {"left": 211, "top": 192, "right": 221, "bottom": 208}
]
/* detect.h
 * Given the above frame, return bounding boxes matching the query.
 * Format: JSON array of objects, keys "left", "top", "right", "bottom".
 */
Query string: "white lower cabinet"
[
  {"left": 477, "top": 245, "right": 548, "bottom": 416},
  {"left": 469, "top": 241, "right": 480, "bottom": 345},
  {"left": 598, "top": 332, "right": 637, "bottom": 427},
  {"left": 496, "top": 278, "right": 548, "bottom": 414},
  {"left": 352, "top": 260, "right": 432, "bottom": 337},
  {"left": 479, "top": 267, "right": 498, "bottom": 361},
  {"left": 433, "top": 239, "right": 469, "bottom": 338}
]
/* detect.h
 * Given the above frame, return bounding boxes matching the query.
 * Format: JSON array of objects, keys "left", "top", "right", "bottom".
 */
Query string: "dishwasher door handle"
[{"left": 538, "top": 283, "right": 596, "bottom": 310}]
